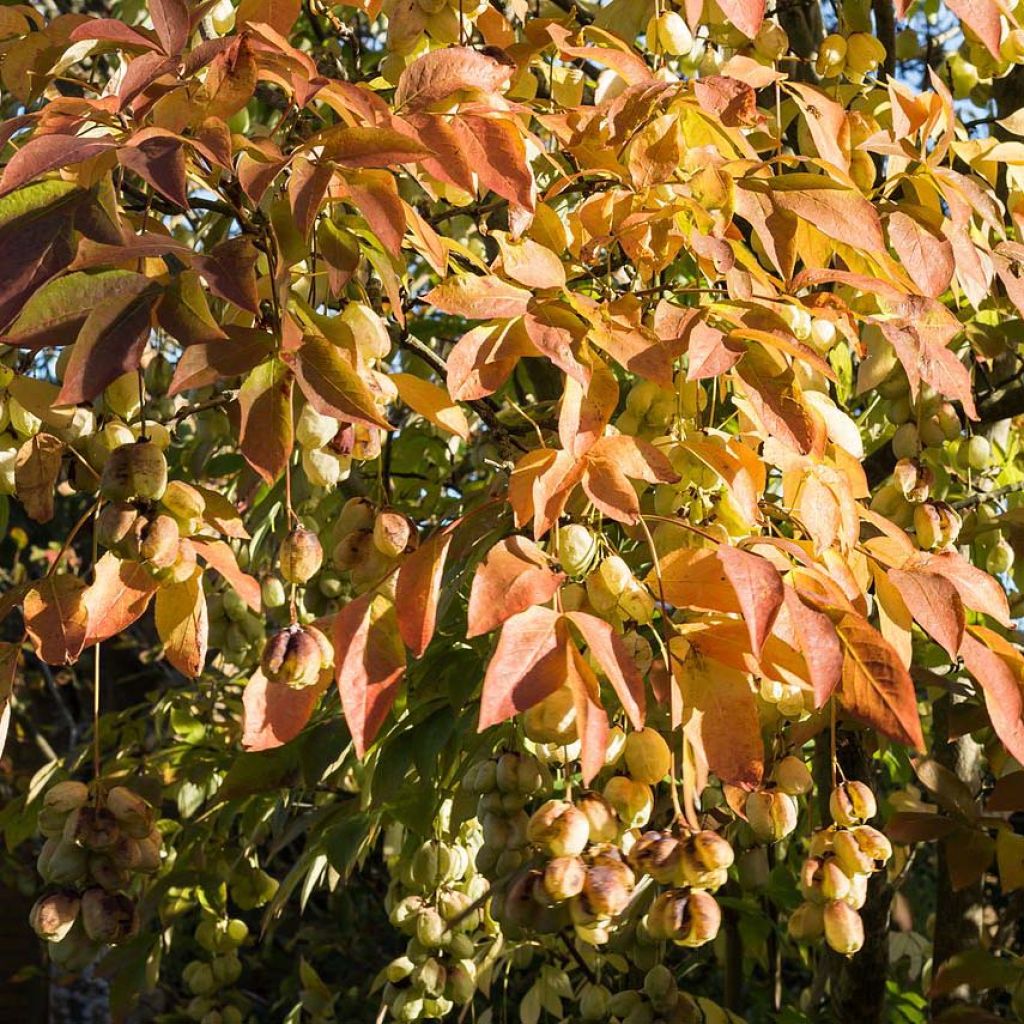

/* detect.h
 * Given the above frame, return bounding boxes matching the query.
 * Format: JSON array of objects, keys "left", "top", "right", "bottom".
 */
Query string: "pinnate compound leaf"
[
  {"left": 836, "top": 612, "right": 924, "bottom": 749},
  {"left": 154, "top": 569, "right": 208, "bottom": 677},
  {"left": 467, "top": 537, "right": 563, "bottom": 639},
  {"left": 333, "top": 594, "right": 406, "bottom": 757},
  {"left": 24, "top": 575, "right": 88, "bottom": 665}
]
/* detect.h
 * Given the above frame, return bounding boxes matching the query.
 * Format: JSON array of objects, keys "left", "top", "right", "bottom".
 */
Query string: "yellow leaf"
[
  {"left": 391, "top": 372, "right": 469, "bottom": 441},
  {"left": 997, "top": 829, "right": 1024, "bottom": 893},
  {"left": 155, "top": 569, "right": 208, "bottom": 678}
]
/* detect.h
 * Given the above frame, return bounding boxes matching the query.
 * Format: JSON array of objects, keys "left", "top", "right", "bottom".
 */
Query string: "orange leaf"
[
  {"left": 24, "top": 574, "right": 88, "bottom": 665},
  {"left": 238, "top": 359, "right": 293, "bottom": 484},
  {"left": 154, "top": 569, "right": 208, "bottom": 678},
  {"left": 83, "top": 553, "right": 158, "bottom": 645},
  {"left": 716, "top": 545, "right": 784, "bottom": 656},
  {"left": 391, "top": 372, "right": 470, "bottom": 441},
  {"left": 467, "top": 537, "right": 563, "bottom": 638},
  {"left": 395, "top": 527, "right": 454, "bottom": 657},
  {"left": 836, "top": 612, "right": 924, "bottom": 749},
  {"left": 921, "top": 549, "right": 1010, "bottom": 626},
  {"left": 241, "top": 670, "right": 323, "bottom": 751},
  {"left": 333, "top": 594, "right": 406, "bottom": 757},
  {"left": 565, "top": 641, "right": 609, "bottom": 785},
  {"left": 193, "top": 540, "right": 261, "bottom": 613},
  {"left": 960, "top": 630, "right": 1024, "bottom": 766},
  {"left": 395, "top": 46, "right": 515, "bottom": 111},
  {"left": 887, "top": 567, "right": 964, "bottom": 659},
  {"left": 425, "top": 273, "right": 532, "bottom": 320}
]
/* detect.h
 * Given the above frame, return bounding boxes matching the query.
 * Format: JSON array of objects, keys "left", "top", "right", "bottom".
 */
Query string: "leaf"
[
  {"left": 563, "top": 610, "right": 645, "bottom": 729},
  {"left": 912, "top": 757, "right": 978, "bottom": 818},
  {"left": 945, "top": 0, "right": 1002, "bottom": 58},
  {"left": 83, "top": 554, "right": 159, "bottom": 645},
  {"left": 192, "top": 540, "right": 261, "bottom": 613},
  {"left": 395, "top": 46, "right": 515, "bottom": 111},
  {"left": 2, "top": 269, "right": 148, "bottom": 350},
  {"left": 836, "top": 612, "right": 925, "bottom": 750},
  {"left": 960, "top": 631, "right": 1024, "bottom": 766},
  {"left": 235, "top": 0, "right": 301, "bottom": 35},
  {"left": 0, "top": 641, "right": 17, "bottom": 762},
  {"left": 284, "top": 334, "right": 391, "bottom": 430},
  {"left": 674, "top": 644, "right": 764, "bottom": 789},
  {"left": 24, "top": 575, "right": 89, "bottom": 665},
  {"left": 394, "top": 528, "right": 454, "bottom": 657},
  {"left": 478, "top": 606, "right": 565, "bottom": 730},
  {"left": 425, "top": 274, "right": 532, "bottom": 320},
  {"left": 565, "top": 640, "right": 609, "bottom": 785},
  {"left": 693, "top": 77, "right": 758, "bottom": 128},
  {"left": 886, "top": 810, "right": 957, "bottom": 843},
  {"left": 987, "top": 771, "right": 1024, "bottom": 812},
  {"left": 118, "top": 134, "right": 188, "bottom": 208},
  {"left": 922, "top": 550, "right": 1010, "bottom": 625},
  {"left": 715, "top": 0, "right": 765, "bottom": 37},
  {"left": 767, "top": 178, "right": 885, "bottom": 253},
  {"left": 558, "top": 353, "right": 618, "bottom": 457},
  {"left": 57, "top": 280, "right": 159, "bottom": 405},
  {"left": 716, "top": 546, "right": 784, "bottom": 656},
  {"left": 493, "top": 232, "right": 565, "bottom": 290},
  {"left": 314, "top": 125, "right": 431, "bottom": 167},
  {"left": 930, "top": 948, "right": 1024, "bottom": 997},
  {"left": 887, "top": 567, "right": 965, "bottom": 660},
  {"left": 579, "top": 434, "right": 679, "bottom": 525},
  {"left": 467, "top": 536, "right": 563, "bottom": 638},
  {"left": 333, "top": 594, "right": 406, "bottom": 757},
  {"left": 241, "top": 670, "right": 322, "bottom": 751},
  {"left": 14, "top": 433, "right": 63, "bottom": 523},
  {"left": 391, "top": 372, "right": 469, "bottom": 440},
  {"left": 169, "top": 325, "right": 274, "bottom": 395},
  {"left": 776, "top": 588, "right": 843, "bottom": 706},
  {"left": 453, "top": 114, "right": 535, "bottom": 211},
  {"left": 238, "top": 359, "right": 294, "bottom": 485},
  {"left": 154, "top": 569, "right": 208, "bottom": 677},
  {"left": 194, "top": 237, "right": 260, "bottom": 314},
  {"left": 149, "top": 0, "right": 190, "bottom": 54},
  {"left": 888, "top": 210, "right": 955, "bottom": 299},
  {"left": 0, "top": 134, "right": 117, "bottom": 198}
]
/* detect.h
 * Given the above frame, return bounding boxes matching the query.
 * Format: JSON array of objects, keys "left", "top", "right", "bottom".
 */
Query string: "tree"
[{"left": 2, "top": 0, "right": 1024, "bottom": 1021}]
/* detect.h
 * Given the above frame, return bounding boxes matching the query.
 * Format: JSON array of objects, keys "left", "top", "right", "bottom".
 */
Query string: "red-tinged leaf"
[
  {"left": 23, "top": 574, "right": 88, "bottom": 665},
  {"left": 394, "top": 529, "right": 454, "bottom": 657},
  {"left": 454, "top": 114, "right": 536, "bottom": 212},
  {"left": 0, "top": 134, "right": 117, "bottom": 198},
  {"left": 921, "top": 550, "right": 1011, "bottom": 626},
  {"left": 693, "top": 76, "right": 758, "bottom": 127},
  {"left": 987, "top": 771, "right": 1024, "bottom": 812},
  {"left": 118, "top": 51, "right": 177, "bottom": 108},
  {"left": 446, "top": 322, "right": 534, "bottom": 401},
  {"left": 236, "top": 0, "right": 301, "bottom": 35},
  {"left": 675, "top": 645, "right": 764, "bottom": 788},
  {"left": 394, "top": 45, "right": 515, "bottom": 111},
  {"left": 775, "top": 588, "right": 842, "bottom": 706},
  {"left": 478, "top": 606, "right": 565, "bottom": 730},
  {"left": 466, "top": 536, "right": 563, "bottom": 638},
  {"left": 563, "top": 610, "right": 645, "bottom": 729},
  {"left": 558, "top": 353, "right": 618, "bottom": 458},
  {"left": 14, "top": 433, "right": 63, "bottom": 523},
  {"left": 960, "top": 631, "right": 1024, "bottom": 766},
  {"left": 56, "top": 281, "right": 159, "bottom": 405},
  {"left": 118, "top": 134, "right": 188, "bottom": 208},
  {"left": 314, "top": 125, "right": 431, "bottom": 167},
  {"left": 241, "top": 670, "right": 322, "bottom": 751},
  {"left": 836, "top": 612, "right": 925, "bottom": 749},
  {"left": 194, "top": 237, "right": 260, "bottom": 314},
  {"left": 404, "top": 112, "right": 476, "bottom": 195},
  {"left": 887, "top": 567, "right": 965, "bottom": 660},
  {"left": 888, "top": 210, "right": 955, "bottom": 299},
  {"left": 426, "top": 274, "right": 531, "bottom": 320},
  {"left": 333, "top": 593, "right": 406, "bottom": 757},
  {"left": 580, "top": 434, "right": 680, "bottom": 524},
  {"left": 157, "top": 270, "right": 227, "bottom": 347},
  {"left": 169, "top": 325, "right": 274, "bottom": 395},
  {"left": 284, "top": 334, "right": 391, "bottom": 431},
  {"left": 686, "top": 323, "right": 741, "bottom": 380},
  {"left": 786, "top": 82, "right": 849, "bottom": 172},
  {"left": 768, "top": 179, "right": 885, "bottom": 253},
  {"left": 715, "top": 0, "right": 764, "bottom": 37},
  {"left": 337, "top": 169, "right": 406, "bottom": 256},
  {"left": 522, "top": 309, "right": 590, "bottom": 387},
  {"left": 492, "top": 231, "right": 565, "bottom": 290},
  {"left": 149, "top": 0, "right": 190, "bottom": 54},
  {"left": 2, "top": 269, "right": 148, "bottom": 350},
  {"left": 717, "top": 546, "right": 784, "bottom": 656},
  {"left": 83, "top": 554, "right": 158, "bottom": 645},
  {"left": 154, "top": 569, "right": 208, "bottom": 677},
  {"left": 546, "top": 23, "right": 653, "bottom": 85},
  {"left": 946, "top": 0, "right": 1002, "bottom": 57},
  {"left": 238, "top": 359, "right": 293, "bottom": 484},
  {"left": 193, "top": 540, "right": 261, "bottom": 613},
  {"left": 69, "top": 18, "right": 161, "bottom": 50},
  {"left": 566, "top": 641, "right": 610, "bottom": 785},
  {"left": 390, "top": 372, "right": 469, "bottom": 440},
  {"left": 203, "top": 36, "right": 258, "bottom": 119}
]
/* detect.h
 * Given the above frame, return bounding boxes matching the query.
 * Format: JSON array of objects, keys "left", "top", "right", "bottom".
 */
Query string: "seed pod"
[
  {"left": 624, "top": 727, "right": 672, "bottom": 784},
  {"left": 136, "top": 830, "right": 162, "bottom": 873},
  {"left": 415, "top": 906, "right": 447, "bottom": 949},
  {"left": 647, "top": 888, "right": 721, "bottom": 946},
  {"left": 543, "top": 855, "right": 587, "bottom": 902},
  {"left": 555, "top": 523, "right": 597, "bottom": 575},
  {"left": 745, "top": 790, "right": 799, "bottom": 842},
  {"left": 95, "top": 503, "right": 139, "bottom": 551},
  {"left": 527, "top": 800, "right": 590, "bottom": 857},
  {"left": 832, "top": 829, "right": 874, "bottom": 876},
  {"left": 80, "top": 888, "right": 139, "bottom": 944},
  {"left": 447, "top": 960, "right": 476, "bottom": 1005},
  {"left": 106, "top": 786, "right": 154, "bottom": 839},
  {"left": 787, "top": 901, "right": 824, "bottom": 941},
  {"left": 655, "top": 10, "right": 693, "bottom": 54},
  {"left": 819, "top": 857, "right": 851, "bottom": 901},
  {"left": 64, "top": 805, "right": 120, "bottom": 851},
  {"left": 337, "top": 496, "right": 377, "bottom": 537},
  {"left": 40, "top": 838, "right": 88, "bottom": 885},
  {"left": 30, "top": 891, "right": 80, "bottom": 942},
  {"left": 576, "top": 791, "right": 619, "bottom": 844},
  {"left": 829, "top": 781, "right": 877, "bottom": 826},
  {"left": 261, "top": 626, "right": 324, "bottom": 688},
  {"left": 130, "top": 514, "right": 180, "bottom": 569},
  {"left": 279, "top": 527, "right": 323, "bottom": 584},
  {"left": 332, "top": 528, "right": 374, "bottom": 571},
  {"left": 161, "top": 480, "right": 206, "bottom": 527},
  {"left": 893, "top": 459, "right": 933, "bottom": 504},
  {"left": 89, "top": 853, "right": 131, "bottom": 891},
  {"left": 823, "top": 899, "right": 864, "bottom": 955},
  {"left": 523, "top": 686, "right": 577, "bottom": 744},
  {"left": 800, "top": 857, "right": 826, "bottom": 903},
  {"left": 628, "top": 831, "right": 681, "bottom": 884},
  {"left": 583, "top": 855, "right": 634, "bottom": 917},
  {"left": 773, "top": 755, "right": 813, "bottom": 796},
  {"left": 913, "top": 500, "right": 961, "bottom": 550},
  {"left": 100, "top": 441, "right": 167, "bottom": 502},
  {"left": 843, "top": 870, "right": 869, "bottom": 910},
  {"left": 603, "top": 776, "right": 653, "bottom": 829},
  {"left": 43, "top": 780, "right": 90, "bottom": 816},
  {"left": 689, "top": 830, "right": 735, "bottom": 871},
  {"left": 261, "top": 575, "right": 287, "bottom": 609},
  {"left": 373, "top": 510, "right": 416, "bottom": 558},
  {"left": 296, "top": 403, "right": 339, "bottom": 449}
]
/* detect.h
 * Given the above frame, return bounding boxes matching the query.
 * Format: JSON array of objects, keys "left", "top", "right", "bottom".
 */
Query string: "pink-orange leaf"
[
  {"left": 395, "top": 528, "right": 455, "bottom": 657},
  {"left": 193, "top": 540, "right": 261, "bottom": 613},
  {"left": 83, "top": 553, "right": 158, "bottom": 645},
  {"left": 887, "top": 567, "right": 964, "bottom": 659},
  {"left": 241, "top": 670, "right": 322, "bottom": 751},
  {"left": 564, "top": 610, "right": 645, "bottom": 729},
  {"left": 24, "top": 574, "right": 88, "bottom": 666}
]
